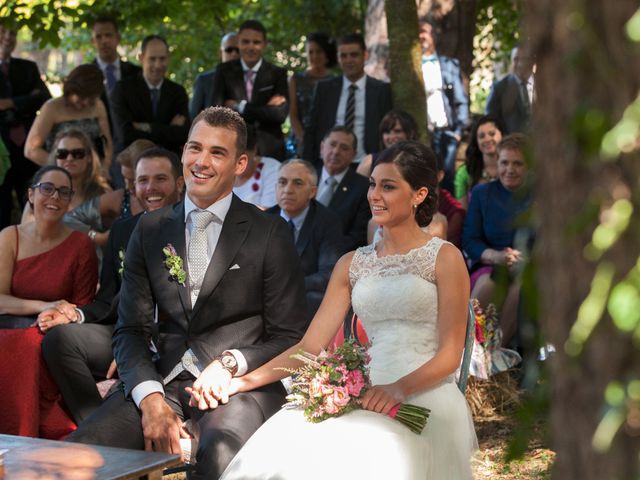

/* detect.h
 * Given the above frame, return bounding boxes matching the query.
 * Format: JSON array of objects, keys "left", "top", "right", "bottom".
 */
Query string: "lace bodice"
[{"left": 350, "top": 237, "right": 453, "bottom": 386}]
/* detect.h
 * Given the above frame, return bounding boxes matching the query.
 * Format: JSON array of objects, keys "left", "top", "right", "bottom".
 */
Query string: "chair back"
[{"left": 457, "top": 301, "right": 476, "bottom": 393}]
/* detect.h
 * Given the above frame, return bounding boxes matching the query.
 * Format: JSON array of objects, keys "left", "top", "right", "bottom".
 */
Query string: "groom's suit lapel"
[
  {"left": 160, "top": 202, "right": 192, "bottom": 323},
  {"left": 191, "top": 195, "right": 250, "bottom": 320}
]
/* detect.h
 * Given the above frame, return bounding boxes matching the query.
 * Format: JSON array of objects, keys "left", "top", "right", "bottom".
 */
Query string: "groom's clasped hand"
[{"left": 185, "top": 361, "right": 233, "bottom": 410}]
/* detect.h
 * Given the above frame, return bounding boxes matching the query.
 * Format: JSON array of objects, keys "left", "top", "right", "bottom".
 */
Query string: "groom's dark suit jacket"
[
  {"left": 114, "top": 195, "right": 309, "bottom": 397},
  {"left": 210, "top": 59, "right": 289, "bottom": 160}
]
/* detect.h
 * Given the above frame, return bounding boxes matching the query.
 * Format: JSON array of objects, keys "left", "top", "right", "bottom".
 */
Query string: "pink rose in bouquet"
[
  {"left": 324, "top": 386, "right": 350, "bottom": 414},
  {"left": 345, "top": 369, "right": 365, "bottom": 396},
  {"left": 280, "top": 340, "right": 430, "bottom": 434}
]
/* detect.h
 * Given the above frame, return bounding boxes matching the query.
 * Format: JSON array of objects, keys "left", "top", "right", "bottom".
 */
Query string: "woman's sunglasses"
[
  {"left": 32, "top": 182, "right": 74, "bottom": 201},
  {"left": 224, "top": 46, "right": 240, "bottom": 54},
  {"left": 55, "top": 148, "right": 87, "bottom": 160}
]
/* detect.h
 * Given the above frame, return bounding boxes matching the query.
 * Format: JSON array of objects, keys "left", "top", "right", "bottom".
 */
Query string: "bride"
[{"left": 202, "top": 141, "right": 476, "bottom": 479}]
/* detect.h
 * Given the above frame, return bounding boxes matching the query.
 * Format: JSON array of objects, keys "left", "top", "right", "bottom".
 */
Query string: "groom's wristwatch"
[{"left": 215, "top": 353, "right": 238, "bottom": 376}]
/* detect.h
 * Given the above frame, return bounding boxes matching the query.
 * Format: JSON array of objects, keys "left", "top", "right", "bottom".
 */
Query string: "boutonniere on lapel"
[
  {"left": 118, "top": 248, "right": 125, "bottom": 278},
  {"left": 162, "top": 243, "right": 186, "bottom": 286}
]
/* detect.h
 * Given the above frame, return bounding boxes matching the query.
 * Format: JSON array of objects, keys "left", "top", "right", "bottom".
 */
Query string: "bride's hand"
[
  {"left": 361, "top": 383, "right": 407, "bottom": 415},
  {"left": 228, "top": 377, "right": 246, "bottom": 396}
]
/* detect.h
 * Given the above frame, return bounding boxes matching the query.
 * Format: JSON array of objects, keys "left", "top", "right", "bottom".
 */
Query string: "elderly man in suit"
[
  {"left": 0, "top": 24, "right": 51, "bottom": 228},
  {"left": 211, "top": 20, "right": 288, "bottom": 160},
  {"left": 315, "top": 126, "right": 370, "bottom": 250},
  {"left": 90, "top": 15, "right": 141, "bottom": 186},
  {"left": 419, "top": 20, "right": 469, "bottom": 194},
  {"left": 485, "top": 45, "right": 535, "bottom": 135},
  {"left": 269, "top": 159, "right": 347, "bottom": 318},
  {"left": 110, "top": 35, "right": 189, "bottom": 156},
  {"left": 68, "top": 107, "right": 309, "bottom": 479},
  {"left": 190, "top": 32, "right": 239, "bottom": 120},
  {"left": 40, "top": 146, "right": 184, "bottom": 424},
  {"left": 303, "top": 32, "right": 393, "bottom": 166}
]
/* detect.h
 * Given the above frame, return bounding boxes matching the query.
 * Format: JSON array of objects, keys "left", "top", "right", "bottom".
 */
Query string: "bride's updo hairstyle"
[{"left": 375, "top": 141, "right": 439, "bottom": 227}]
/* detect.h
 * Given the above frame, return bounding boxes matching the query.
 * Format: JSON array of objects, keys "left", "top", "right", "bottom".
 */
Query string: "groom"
[{"left": 68, "top": 106, "right": 309, "bottom": 478}]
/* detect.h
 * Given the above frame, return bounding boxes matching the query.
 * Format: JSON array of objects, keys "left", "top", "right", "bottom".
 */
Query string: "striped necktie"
[{"left": 344, "top": 84, "right": 357, "bottom": 131}]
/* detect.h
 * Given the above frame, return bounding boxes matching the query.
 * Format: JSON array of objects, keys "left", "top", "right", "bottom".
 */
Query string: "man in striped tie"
[{"left": 303, "top": 33, "right": 392, "bottom": 166}]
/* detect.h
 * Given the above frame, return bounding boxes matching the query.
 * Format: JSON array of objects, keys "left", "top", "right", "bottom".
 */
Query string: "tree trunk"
[
  {"left": 527, "top": 0, "right": 640, "bottom": 478},
  {"left": 384, "top": 0, "right": 428, "bottom": 142},
  {"left": 366, "top": 1, "right": 476, "bottom": 82}
]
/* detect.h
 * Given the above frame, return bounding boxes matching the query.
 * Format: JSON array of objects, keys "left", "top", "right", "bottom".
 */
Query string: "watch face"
[{"left": 222, "top": 356, "right": 237, "bottom": 368}]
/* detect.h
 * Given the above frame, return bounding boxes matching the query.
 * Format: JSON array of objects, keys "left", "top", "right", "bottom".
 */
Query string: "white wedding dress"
[{"left": 221, "top": 237, "right": 478, "bottom": 479}]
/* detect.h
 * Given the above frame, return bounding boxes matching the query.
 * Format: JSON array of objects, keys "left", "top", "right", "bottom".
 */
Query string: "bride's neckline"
[{"left": 372, "top": 235, "right": 438, "bottom": 259}]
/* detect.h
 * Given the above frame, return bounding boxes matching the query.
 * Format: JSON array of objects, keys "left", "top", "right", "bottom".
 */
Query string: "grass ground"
[{"left": 470, "top": 373, "right": 554, "bottom": 479}]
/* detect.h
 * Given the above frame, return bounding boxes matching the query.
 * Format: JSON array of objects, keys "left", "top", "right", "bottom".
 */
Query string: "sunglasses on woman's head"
[
  {"left": 32, "top": 182, "right": 74, "bottom": 201},
  {"left": 55, "top": 148, "right": 87, "bottom": 160}
]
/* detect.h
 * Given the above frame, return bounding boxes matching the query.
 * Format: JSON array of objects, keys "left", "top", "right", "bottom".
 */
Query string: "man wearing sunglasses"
[
  {"left": 40, "top": 147, "right": 184, "bottom": 425},
  {"left": 211, "top": 20, "right": 289, "bottom": 160},
  {"left": 190, "top": 32, "right": 239, "bottom": 120}
]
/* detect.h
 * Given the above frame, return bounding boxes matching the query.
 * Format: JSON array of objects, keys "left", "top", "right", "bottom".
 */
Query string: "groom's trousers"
[{"left": 67, "top": 371, "right": 286, "bottom": 479}]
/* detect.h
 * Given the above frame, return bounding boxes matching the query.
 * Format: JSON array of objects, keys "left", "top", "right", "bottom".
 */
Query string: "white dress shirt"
[
  {"left": 421, "top": 56, "right": 449, "bottom": 130},
  {"left": 280, "top": 205, "right": 310, "bottom": 242},
  {"left": 96, "top": 57, "right": 123, "bottom": 82},
  {"left": 237, "top": 58, "right": 263, "bottom": 114},
  {"left": 317, "top": 166, "right": 349, "bottom": 204}
]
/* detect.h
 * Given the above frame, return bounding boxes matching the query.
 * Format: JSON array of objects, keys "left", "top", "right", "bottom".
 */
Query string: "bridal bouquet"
[{"left": 281, "top": 340, "right": 430, "bottom": 434}]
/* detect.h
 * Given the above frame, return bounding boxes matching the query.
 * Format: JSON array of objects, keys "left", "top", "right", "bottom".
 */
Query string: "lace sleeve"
[
  {"left": 348, "top": 244, "right": 375, "bottom": 287},
  {"left": 349, "top": 237, "right": 451, "bottom": 286}
]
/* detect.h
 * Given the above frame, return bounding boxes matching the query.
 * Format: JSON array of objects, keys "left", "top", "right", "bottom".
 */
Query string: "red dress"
[{"left": 0, "top": 228, "right": 98, "bottom": 439}]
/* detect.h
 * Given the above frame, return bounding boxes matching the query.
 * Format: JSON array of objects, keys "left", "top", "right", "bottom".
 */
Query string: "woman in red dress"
[{"left": 0, "top": 165, "right": 98, "bottom": 438}]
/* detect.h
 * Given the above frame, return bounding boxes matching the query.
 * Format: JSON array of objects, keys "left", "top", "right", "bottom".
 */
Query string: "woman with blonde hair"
[{"left": 22, "top": 129, "right": 111, "bottom": 243}]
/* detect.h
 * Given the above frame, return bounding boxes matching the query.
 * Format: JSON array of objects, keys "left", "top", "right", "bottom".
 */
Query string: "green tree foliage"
[{"left": 471, "top": 0, "right": 522, "bottom": 112}]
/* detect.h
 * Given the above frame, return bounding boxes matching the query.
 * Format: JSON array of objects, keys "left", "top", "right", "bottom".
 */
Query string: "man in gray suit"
[
  {"left": 485, "top": 46, "right": 535, "bottom": 134},
  {"left": 190, "top": 33, "right": 239, "bottom": 119}
]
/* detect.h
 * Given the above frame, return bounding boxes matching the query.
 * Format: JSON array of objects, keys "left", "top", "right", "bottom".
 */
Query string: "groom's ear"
[{"left": 234, "top": 153, "right": 249, "bottom": 176}]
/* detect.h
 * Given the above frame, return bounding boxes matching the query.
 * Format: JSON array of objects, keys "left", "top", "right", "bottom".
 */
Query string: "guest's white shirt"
[
  {"left": 335, "top": 74, "right": 367, "bottom": 161},
  {"left": 96, "top": 57, "right": 123, "bottom": 82},
  {"left": 280, "top": 205, "right": 310, "bottom": 242},
  {"left": 237, "top": 58, "right": 263, "bottom": 113},
  {"left": 421, "top": 56, "right": 449, "bottom": 130},
  {"left": 144, "top": 77, "right": 164, "bottom": 91},
  {"left": 317, "top": 166, "right": 349, "bottom": 203},
  {"left": 233, "top": 156, "right": 279, "bottom": 209}
]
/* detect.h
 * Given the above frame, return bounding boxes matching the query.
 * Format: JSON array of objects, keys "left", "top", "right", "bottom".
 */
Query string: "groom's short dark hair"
[{"left": 190, "top": 106, "right": 248, "bottom": 157}]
